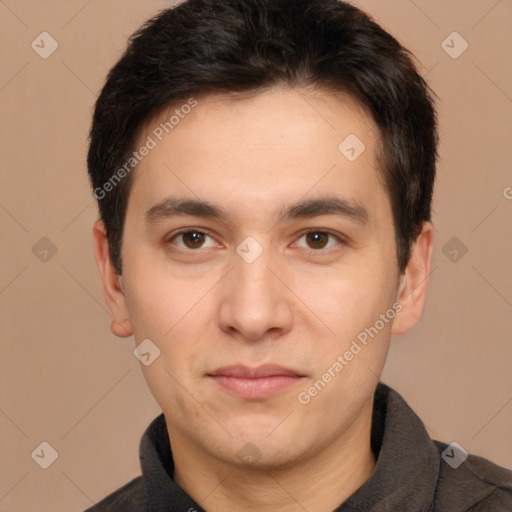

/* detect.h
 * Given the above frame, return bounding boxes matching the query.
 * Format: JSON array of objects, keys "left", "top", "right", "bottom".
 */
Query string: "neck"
[{"left": 170, "top": 396, "right": 376, "bottom": 512}]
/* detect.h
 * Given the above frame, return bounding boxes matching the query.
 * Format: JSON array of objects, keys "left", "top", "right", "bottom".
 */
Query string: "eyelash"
[{"left": 166, "top": 228, "right": 346, "bottom": 253}]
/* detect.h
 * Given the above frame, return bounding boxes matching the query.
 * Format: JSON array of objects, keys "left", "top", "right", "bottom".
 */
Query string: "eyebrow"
[{"left": 144, "top": 195, "right": 369, "bottom": 226}]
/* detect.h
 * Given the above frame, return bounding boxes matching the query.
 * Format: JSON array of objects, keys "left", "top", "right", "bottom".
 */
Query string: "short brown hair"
[{"left": 87, "top": 0, "right": 438, "bottom": 274}]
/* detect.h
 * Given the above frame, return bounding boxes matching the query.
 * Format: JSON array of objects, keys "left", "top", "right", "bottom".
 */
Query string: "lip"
[
  {"left": 208, "top": 364, "right": 304, "bottom": 378},
  {"left": 207, "top": 364, "right": 305, "bottom": 399}
]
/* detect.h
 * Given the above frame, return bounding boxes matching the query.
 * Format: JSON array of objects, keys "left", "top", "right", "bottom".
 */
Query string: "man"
[{"left": 86, "top": 0, "right": 512, "bottom": 510}]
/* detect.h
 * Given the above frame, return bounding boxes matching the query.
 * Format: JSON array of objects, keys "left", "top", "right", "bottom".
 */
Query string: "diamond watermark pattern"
[
  {"left": 31, "top": 441, "right": 59, "bottom": 469},
  {"left": 338, "top": 134, "right": 366, "bottom": 161},
  {"left": 442, "top": 236, "right": 468, "bottom": 263},
  {"left": 32, "top": 237, "right": 58, "bottom": 263},
  {"left": 133, "top": 338, "right": 161, "bottom": 366},
  {"left": 441, "top": 441, "right": 468, "bottom": 469},
  {"left": 31, "top": 32, "right": 59, "bottom": 59},
  {"left": 236, "top": 236, "right": 263, "bottom": 264},
  {"left": 237, "top": 442, "right": 262, "bottom": 463},
  {"left": 441, "top": 32, "right": 468, "bottom": 59}
]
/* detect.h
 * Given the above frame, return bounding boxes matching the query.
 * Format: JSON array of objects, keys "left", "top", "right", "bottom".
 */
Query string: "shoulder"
[
  {"left": 83, "top": 476, "right": 145, "bottom": 512},
  {"left": 433, "top": 440, "right": 512, "bottom": 511}
]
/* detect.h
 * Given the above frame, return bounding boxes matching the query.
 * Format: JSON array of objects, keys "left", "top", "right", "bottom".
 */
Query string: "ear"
[
  {"left": 392, "top": 221, "right": 434, "bottom": 336},
  {"left": 92, "top": 219, "right": 133, "bottom": 338}
]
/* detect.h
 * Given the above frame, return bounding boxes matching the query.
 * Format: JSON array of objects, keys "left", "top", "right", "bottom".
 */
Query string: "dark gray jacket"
[{"left": 85, "top": 382, "right": 512, "bottom": 511}]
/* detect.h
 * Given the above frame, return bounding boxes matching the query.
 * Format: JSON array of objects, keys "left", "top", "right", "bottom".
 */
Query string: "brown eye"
[
  {"left": 294, "top": 230, "right": 343, "bottom": 252},
  {"left": 182, "top": 231, "right": 205, "bottom": 249},
  {"left": 169, "top": 229, "right": 218, "bottom": 250},
  {"left": 305, "top": 231, "right": 330, "bottom": 249}
]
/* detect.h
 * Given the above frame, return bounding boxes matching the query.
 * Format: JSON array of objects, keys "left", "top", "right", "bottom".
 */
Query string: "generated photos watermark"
[
  {"left": 298, "top": 301, "right": 402, "bottom": 405},
  {"left": 93, "top": 97, "right": 198, "bottom": 200}
]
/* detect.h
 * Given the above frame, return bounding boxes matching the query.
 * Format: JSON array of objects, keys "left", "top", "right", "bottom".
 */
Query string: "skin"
[{"left": 93, "top": 85, "right": 434, "bottom": 511}]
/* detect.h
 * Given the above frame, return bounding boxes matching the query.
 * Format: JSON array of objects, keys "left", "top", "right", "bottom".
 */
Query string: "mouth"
[{"left": 207, "top": 364, "right": 306, "bottom": 399}]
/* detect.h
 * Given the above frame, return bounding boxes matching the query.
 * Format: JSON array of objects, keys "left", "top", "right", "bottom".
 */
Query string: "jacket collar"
[{"left": 139, "top": 382, "right": 439, "bottom": 511}]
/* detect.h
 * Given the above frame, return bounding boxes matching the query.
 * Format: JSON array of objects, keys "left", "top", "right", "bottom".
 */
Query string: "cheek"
[
  {"left": 123, "top": 262, "right": 217, "bottom": 374},
  {"left": 296, "top": 261, "right": 396, "bottom": 340},
  {"left": 123, "top": 255, "right": 207, "bottom": 339},
  {"left": 127, "top": 276, "right": 211, "bottom": 415}
]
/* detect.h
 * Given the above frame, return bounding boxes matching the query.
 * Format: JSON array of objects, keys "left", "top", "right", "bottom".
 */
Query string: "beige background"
[{"left": 0, "top": 0, "right": 511, "bottom": 510}]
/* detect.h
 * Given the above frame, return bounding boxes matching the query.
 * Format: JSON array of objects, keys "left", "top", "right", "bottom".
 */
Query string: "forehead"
[{"left": 127, "top": 86, "right": 387, "bottom": 224}]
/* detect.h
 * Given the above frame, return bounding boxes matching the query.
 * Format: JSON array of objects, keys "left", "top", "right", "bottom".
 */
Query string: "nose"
[{"left": 218, "top": 246, "right": 294, "bottom": 342}]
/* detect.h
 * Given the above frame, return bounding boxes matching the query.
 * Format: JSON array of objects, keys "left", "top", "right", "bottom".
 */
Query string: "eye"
[
  {"left": 294, "top": 230, "right": 344, "bottom": 251},
  {"left": 168, "top": 229, "right": 220, "bottom": 250}
]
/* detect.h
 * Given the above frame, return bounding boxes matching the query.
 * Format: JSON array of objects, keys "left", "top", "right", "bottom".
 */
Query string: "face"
[{"left": 96, "top": 86, "right": 428, "bottom": 469}]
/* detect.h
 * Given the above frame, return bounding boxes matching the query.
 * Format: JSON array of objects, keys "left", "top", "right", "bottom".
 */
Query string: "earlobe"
[
  {"left": 92, "top": 220, "right": 133, "bottom": 338},
  {"left": 110, "top": 317, "right": 133, "bottom": 338},
  {"left": 391, "top": 222, "right": 434, "bottom": 336}
]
